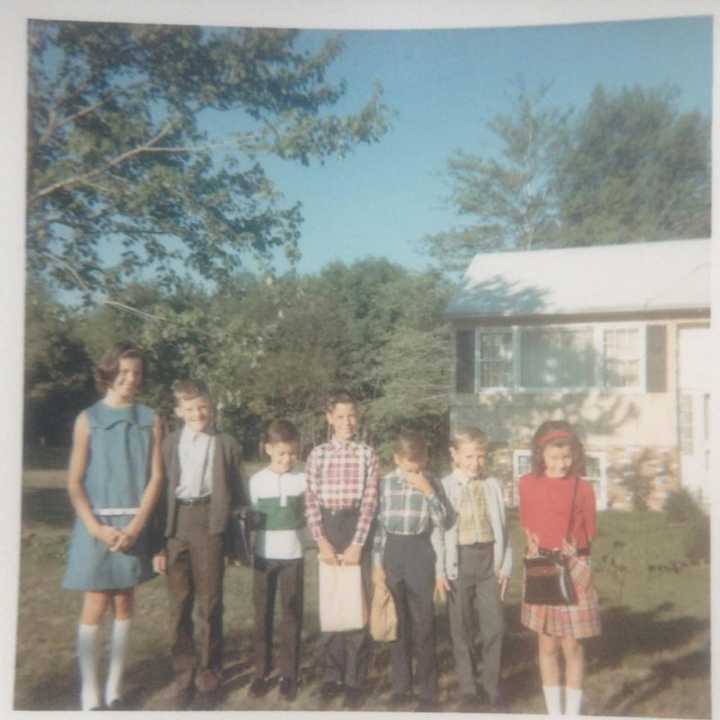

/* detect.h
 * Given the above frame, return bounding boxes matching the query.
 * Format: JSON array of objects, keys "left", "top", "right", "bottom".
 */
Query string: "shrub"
[{"left": 663, "top": 488, "right": 710, "bottom": 563}]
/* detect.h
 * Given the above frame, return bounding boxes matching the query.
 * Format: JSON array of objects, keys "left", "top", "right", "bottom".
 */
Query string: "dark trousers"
[
  {"left": 253, "top": 556, "right": 304, "bottom": 681},
  {"left": 318, "top": 508, "right": 372, "bottom": 689},
  {"left": 447, "top": 543, "right": 504, "bottom": 701},
  {"left": 384, "top": 533, "right": 438, "bottom": 702},
  {"left": 166, "top": 503, "right": 225, "bottom": 684}
]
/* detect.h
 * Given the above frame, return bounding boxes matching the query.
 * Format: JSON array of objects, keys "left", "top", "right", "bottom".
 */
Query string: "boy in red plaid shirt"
[{"left": 305, "top": 390, "right": 379, "bottom": 709}]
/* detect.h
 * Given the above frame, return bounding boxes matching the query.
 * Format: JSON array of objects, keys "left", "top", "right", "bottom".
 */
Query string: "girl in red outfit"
[{"left": 519, "top": 421, "right": 601, "bottom": 717}]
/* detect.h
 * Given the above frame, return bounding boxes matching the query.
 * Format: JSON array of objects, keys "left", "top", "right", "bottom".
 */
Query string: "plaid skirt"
[{"left": 521, "top": 555, "right": 601, "bottom": 638}]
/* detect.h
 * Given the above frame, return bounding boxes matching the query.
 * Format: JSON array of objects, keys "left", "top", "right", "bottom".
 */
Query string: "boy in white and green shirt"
[{"left": 248, "top": 420, "right": 305, "bottom": 702}]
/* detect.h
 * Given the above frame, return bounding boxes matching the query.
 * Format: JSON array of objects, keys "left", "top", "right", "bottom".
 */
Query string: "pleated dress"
[{"left": 62, "top": 400, "right": 156, "bottom": 591}]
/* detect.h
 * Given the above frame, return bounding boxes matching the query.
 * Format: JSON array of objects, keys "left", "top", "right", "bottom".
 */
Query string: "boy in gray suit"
[{"left": 153, "top": 380, "right": 246, "bottom": 707}]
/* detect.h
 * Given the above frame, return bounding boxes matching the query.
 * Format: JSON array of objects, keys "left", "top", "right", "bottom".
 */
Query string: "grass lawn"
[{"left": 15, "top": 448, "right": 711, "bottom": 716}]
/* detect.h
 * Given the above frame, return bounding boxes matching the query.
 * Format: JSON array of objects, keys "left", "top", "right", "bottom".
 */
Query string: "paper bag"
[
  {"left": 370, "top": 582, "right": 398, "bottom": 642},
  {"left": 318, "top": 560, "right": 368, "bottom": 632}
]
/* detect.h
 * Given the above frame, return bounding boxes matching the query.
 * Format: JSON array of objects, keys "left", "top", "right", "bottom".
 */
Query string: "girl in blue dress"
[{"left": 62, "top": 342, "right": 163, "bottom": 710}]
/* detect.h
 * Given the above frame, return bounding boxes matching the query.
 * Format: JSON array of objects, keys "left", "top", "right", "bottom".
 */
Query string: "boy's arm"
[
  {"left": 426, "top": 478, "right": 446, "bottom": 529},
  {"left": 350, "top": 447, "right": 380, "bottom": 548},
  {"left": 491, "top": 477, "right": 513, "bottom": 577},
  {"left": 304, "top": 448, "right": 327, "bottom": 544}
]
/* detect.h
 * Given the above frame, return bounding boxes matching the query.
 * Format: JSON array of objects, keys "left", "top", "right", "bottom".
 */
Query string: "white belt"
[{"left": 93, "top": 507, "right": 139, "bottom": 517}]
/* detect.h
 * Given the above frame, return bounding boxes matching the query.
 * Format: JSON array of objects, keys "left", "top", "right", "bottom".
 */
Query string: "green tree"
[
  {"left": 24, "top": 279, "right": 95, "bottom": 445},
  {"left": 420, "top": 82, "right": 570, "bottom": 272},
  {"left": 422, "top": 81, "right": 711, "bottom": 272},
  {"left": 27, "top": 22, "right": 389, "bottom": 299},
  {"left": 556, "top": 84, "right": 711, "bottom": 245}
]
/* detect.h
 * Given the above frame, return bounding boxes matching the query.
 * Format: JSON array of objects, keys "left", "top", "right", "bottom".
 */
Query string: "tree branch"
[{"left": 31, "top": 123, "right": 176, "bottom": 202}]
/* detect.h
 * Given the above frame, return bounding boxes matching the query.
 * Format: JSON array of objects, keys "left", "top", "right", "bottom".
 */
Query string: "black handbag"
[
  {"left": 523, "top": 478, "right": 578, "bottom": 606},
  {"left": 226, "top": 506, "right": 259, "bottom": 567}
]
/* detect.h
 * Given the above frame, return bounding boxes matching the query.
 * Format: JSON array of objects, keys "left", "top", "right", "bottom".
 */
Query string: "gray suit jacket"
[{"left": 156, "top": 429, "right": 247, "bottom": 542}]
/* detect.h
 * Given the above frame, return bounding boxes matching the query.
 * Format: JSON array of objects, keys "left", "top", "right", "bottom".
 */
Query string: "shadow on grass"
[
  {"left": 22, "top": 487, "right": 75, "bottom": 527},
  {"left": 587, "top": 604, "right": 710, "bottom": 672},
  {"left": 602, "top": 646, "right": 711, "bottom": 716}
]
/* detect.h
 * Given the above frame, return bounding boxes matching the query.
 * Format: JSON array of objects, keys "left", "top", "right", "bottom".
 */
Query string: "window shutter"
[
  {"left": 646, "top": 325, "right": 667, "bottom": 393},
  {"left": 456, "top": 329, "right": 476, "bottom": 393}
]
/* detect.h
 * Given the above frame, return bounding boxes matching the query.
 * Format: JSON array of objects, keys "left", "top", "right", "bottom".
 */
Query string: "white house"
[{"left": 446, "top": 239, "right": 711, "bottom": 510}]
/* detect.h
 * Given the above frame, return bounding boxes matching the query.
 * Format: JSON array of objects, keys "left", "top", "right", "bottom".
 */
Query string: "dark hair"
[
  {"left": 324, "top": 389, "right": 357, "bottom": 413},
  {"left": 95, "top": 342, "right": 144, "bottom": 394},
  {"left": 264, "top": 419, "right": 300, "bottom": 446},
  {"left": 393, "top": 430, "right": 429, "bottom": 462},
  {"left": 172, "top": 379, "right": 211, "bottom": 406},
  {"left": 449, "top": 426, "right": 489, "bottom": 450},
  {"left": 530, "top": 420, "right": 586, "bottom": 475}
]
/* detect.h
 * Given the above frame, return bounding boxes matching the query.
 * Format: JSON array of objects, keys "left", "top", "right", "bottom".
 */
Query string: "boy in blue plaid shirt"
[{"left": 372, "top": 431, "right": 449, "bottom": 712}]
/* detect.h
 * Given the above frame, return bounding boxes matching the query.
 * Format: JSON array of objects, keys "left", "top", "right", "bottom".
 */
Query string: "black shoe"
[
  {"left": 248, "top": 677, "right": 269, "bottom": 698},
  {"left": 107, "top": 698, "right": 128, "bottom": 711},
  {"left": 319, "top": 681, "right": 344, "bottom": 702},
  {"left": 344, "top": 686, "right": 366, "bottom": 709},
  {"left": 415, "top": 699, "right": 439, "bottom": 712},
  {"left": 279, "top": 676, "right": 298, "bottom": 701}
]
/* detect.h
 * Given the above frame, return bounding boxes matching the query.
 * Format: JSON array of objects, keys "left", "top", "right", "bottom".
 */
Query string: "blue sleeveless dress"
[{"left": 62, "top": 401, "right": 156, "bottom": 590}]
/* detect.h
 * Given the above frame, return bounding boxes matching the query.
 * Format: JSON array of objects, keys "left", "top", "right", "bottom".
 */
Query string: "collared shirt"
[
  {"left": 304, "top": 438, "right": 379, "bottom": 547},
  {"left": 250, "top": 467, "right": 306, "bottom": 560},
  {"left": 457, "top": 477, "right": 494, "bottom": 545},
  {"left": 372, "top": 469, "right": 446, "bottom": 566},
  {"left": 176, "top": 426, "right": 214, "bottom": 500}
]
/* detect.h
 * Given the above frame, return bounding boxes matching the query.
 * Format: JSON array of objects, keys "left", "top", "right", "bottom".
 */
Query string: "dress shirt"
[
  {"left": 457, "top": 477, "right": 495, "bottom": 545},
  {"left": 176, "top": 426, "right": 214, "bottom": 499},
  {"left": 372, "top": 469, "right": 446, "bottom": 569},
  {"left": 304, "top": 438, "right": 379, "bottom": 546}
]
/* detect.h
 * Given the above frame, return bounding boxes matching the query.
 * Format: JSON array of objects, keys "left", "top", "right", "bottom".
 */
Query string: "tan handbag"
[
  {"left": 318, "top": 559, "right": 368, "bottom": 632},
  {"left": 370, "top": 581, "right": 398, "bottom": 642}
]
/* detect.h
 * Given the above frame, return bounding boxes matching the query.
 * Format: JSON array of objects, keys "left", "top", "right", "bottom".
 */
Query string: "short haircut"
[
  {"left": 449, "top": 426, "right": 489, "bottom": 450},
  {"left": 530, "top": 420, "right": 586, "bottom": 475},
  {"left": 393, "top": 430, "right": 428, "bottom": 462},
  {"left": 264, "top": 419, "right": 300, "bottom": 446},
  {"left": 95, "top": 342, "right": 144, "bottom": 394},
  {"left": 324, "top": 389, "right": 357, "bottom": 413},
  {"left": 172, "top": 379, "right": 210, "bottom": 406}
]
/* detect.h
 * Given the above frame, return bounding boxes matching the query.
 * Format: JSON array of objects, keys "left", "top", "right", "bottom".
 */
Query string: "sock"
[
  {"left": 77, "top": 624, "right": 101, "bottom": 711},
  {"left": 542, "top": 685, "right": 562, "bottom": 716},
  {"left": 565, "top": 687, "right": 583, "bottom": 716},
  {"left": 105, "top": 618, "right": 132, "bottom": 706}
]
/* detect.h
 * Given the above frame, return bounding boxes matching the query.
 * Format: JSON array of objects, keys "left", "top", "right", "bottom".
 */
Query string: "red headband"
[{"left": 537, "top": 429, "right": 573, "bottom": 446}]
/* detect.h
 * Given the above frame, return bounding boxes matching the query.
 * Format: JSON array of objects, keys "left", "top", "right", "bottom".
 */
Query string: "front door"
[{"left": 677, "top": 324, "right": 711, "bottom": 501}]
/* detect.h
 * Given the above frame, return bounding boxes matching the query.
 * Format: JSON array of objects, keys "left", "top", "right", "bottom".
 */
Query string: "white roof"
[{"left": 447, "top": 238, "right": 711, "bottom": 319}]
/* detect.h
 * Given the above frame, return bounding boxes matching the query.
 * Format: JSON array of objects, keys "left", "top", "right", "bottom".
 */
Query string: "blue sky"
[{"left": 206, "top": 15, "right": 712, "bottom": 276}]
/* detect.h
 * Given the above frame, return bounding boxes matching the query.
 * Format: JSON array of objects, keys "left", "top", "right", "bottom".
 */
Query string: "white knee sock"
[
  {"left": 542, "top": 685, "right": 563, "bottom": 716},
  {"left": 77, "top": 624, "right": 101, "bottom": 711},
  {"left": 565, "top": 687, "right": 583, "bottom": 716},
  {"left": 105, "top": 618, "right": 132, "bottom": 706}
]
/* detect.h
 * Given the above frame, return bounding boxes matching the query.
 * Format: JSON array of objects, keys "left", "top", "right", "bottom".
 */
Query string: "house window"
[
  {"left": 583, "top": 453, "right": 608, "bottom": 511},
  {"left": 520, "top": 327, "right": 595, "bottom": 389},
  {"left": 463, "top": 321, "right": 649, "bottom": 392},
  {"left": 512, "top": 449, "right": 607, "bottom": 510},
  {"left": 455, "top": 329, "right": 476, "bottom": 393},
  {"left": 603, "top": 328, "right": 640, "bottom": 388},
  {"left": 478, "top": 331, "right": 513, "bottom": 388}
]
